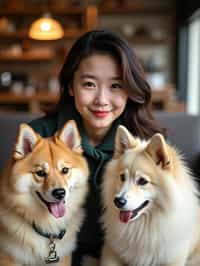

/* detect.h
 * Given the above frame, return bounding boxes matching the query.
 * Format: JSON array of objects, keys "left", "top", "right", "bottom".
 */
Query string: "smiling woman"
[{"left": 69, "top": 53, "right": 128, "bottom": 146}]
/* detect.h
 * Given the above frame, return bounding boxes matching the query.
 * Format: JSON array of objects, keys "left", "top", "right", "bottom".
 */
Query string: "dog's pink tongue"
[
  {"left": 48, "top": 202, "right": 66, "bottom": 218},
  {"left": 120, "top": 211, "right": 132, "bottom": 223}
]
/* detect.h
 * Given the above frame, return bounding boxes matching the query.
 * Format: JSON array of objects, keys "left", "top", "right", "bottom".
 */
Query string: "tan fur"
[
  {"left": 0, "top": 120, "right": 89, "bottom": 266},
  {"left": 101, "top": 126, "right": 200, "bottom": 266}
]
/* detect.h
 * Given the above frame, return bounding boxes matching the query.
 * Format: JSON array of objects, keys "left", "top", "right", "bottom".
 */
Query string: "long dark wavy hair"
[{"left": 57, "top": 29, "right": 166, "bottom": 139}]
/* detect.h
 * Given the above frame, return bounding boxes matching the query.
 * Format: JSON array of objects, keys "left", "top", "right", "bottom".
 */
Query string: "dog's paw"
[{"left": 82, "top": 255, "right": 99, "bottom": 266}]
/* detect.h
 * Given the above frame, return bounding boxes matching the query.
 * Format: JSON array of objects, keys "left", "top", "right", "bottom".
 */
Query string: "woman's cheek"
[
  {"left": 114, "top": 97, "right": 128, "bottom": 109},
  {"left": 75, "top": 91, "right": 92, "bottom": 105}
]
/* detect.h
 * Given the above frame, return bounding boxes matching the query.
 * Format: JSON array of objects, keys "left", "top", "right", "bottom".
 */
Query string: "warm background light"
[{"left": 29, "top": 14, "right": 64, "bottom": 40}]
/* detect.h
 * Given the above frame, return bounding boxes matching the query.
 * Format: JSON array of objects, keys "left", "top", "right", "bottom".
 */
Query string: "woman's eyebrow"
[
  {"left": 80, "top": 74, "right": 96, "bottom": 79},
  {"left": 80, "top": 74, "right": 122, "bottom": 80}
]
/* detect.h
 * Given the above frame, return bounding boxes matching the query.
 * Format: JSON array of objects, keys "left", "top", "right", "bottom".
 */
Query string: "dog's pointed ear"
[
  {"left": 146, "top": 133, "right": 171, "bottom": 169},
  {"left": 13, "top": 124, "right": 41, "bottom": 160},
  {"left": 57, "top": 120, "right": 82, "bottom": 153},
  {"left": 114, "top": 125, "right": 138, "bottom": 158}
]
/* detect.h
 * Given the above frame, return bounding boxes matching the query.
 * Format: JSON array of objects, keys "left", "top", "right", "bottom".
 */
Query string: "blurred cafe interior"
[{"left": 0, "top": 0, "right": 199, "bottom": 114}]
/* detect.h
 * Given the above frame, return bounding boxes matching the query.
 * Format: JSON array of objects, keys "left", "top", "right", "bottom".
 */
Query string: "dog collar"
[
  {"left": 32, "top": 222, "right": 66, "bottom": 264},
  {"left": 32, "top": 221, "right": 66, "bottom": 240}
]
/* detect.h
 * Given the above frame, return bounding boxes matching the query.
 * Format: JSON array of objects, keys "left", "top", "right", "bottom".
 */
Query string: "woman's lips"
[{"left": 92, "top": 111, "right": 110, "bottom": 118}]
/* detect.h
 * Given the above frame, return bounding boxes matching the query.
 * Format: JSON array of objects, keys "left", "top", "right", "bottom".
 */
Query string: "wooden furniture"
[
  {"left": 0, "top": 0, "right": 178, "bottom": 112},
  {"left": 0, "top": 5, "right": 97, "bottom": 61},
  {"left": 0, "top": 92, "right": 59, "bottom": 113}
]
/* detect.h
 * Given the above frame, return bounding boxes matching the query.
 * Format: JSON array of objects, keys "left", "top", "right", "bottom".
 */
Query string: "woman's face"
[{"left": 70, "top": 54, "right": 128, "bottom": 143}]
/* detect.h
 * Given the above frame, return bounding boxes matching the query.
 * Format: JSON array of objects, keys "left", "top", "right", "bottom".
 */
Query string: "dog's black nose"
[
  {"left": 52, "top": 188, "right": 66, "bottom": 200},
  {"left": 114, "top": 196, "right": 127, "bottom": 208}
]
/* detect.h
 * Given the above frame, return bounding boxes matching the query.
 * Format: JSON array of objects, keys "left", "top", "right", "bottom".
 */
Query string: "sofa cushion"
[
  {"left": 0, "top": 112, "right": 38, "bottom": 171},
  {"left": 155, "top": 112, "right": 200, "bottom": 178}
]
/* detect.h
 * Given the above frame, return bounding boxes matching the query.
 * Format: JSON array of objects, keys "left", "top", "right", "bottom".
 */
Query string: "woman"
[{"left": 30, "top": 29, "right": 166, "bottom": 265}]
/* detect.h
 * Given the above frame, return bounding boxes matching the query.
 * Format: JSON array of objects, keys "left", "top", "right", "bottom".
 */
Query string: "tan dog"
[
  {"left": 0, "top": 120, "right": 89, "bottom": 266},
  {"left": 101, "top": 125, "right": 200, "bottom": 266}
]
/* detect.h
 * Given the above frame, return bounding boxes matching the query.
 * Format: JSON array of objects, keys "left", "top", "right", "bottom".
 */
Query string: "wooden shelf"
[
  {"left": 63, "top": 28, "right": 86, "bottom": 39},
  {"left": 99, "top": 5, "right": 174, "bottom": 15},
  {"left": 0, "top": 51, "right": 55, "bottom": 61},
  {"left": 0, "top": 28, "right": 86, "bottom": 40},
  {"left": 0, "top": 92, "right": 58, "bottom": 103},
  {"left": 0, "top": 92, "right": 59, "bottom": 113},
  {"left": 127, "top": 36, "right": 171, "bottom": 45},
  {"left": 0, "top": 31, "right": 27, "bottom": 39},
  {"left": 0, "top": 6, "right": 84, "bottom": 16},
  {"left": 151, "top": 86, "right": 174, "bottom": 110}
]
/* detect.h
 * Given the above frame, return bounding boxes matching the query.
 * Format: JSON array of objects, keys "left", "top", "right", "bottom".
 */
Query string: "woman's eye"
[
  {"left": 120, "top": 173, "right": 126, "bottom": 182},
  {"left": 36, "top": 170, "right": 47, "bottom": 178},
  {"left": 83, "top": 81, "right": 95, "bottom": 87},
  {"left": 137, "top": 177, "right": 148, "bottom": 186},
  {"left": 111, "top": 83, "right": 122, "bottom": 89}
]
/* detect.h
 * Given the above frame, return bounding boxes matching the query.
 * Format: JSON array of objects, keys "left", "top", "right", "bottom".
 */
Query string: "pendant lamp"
[{"left": 29, "top": 13, "right": 64, "bottom": 40}]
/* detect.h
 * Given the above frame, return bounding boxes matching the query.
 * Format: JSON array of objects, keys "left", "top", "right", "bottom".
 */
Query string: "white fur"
[
  {"left": 101, "top": 138, "right": 200, "bottom": 266},
  {"left": 15, "top": 173, "right": 33, "bottom": 192}
]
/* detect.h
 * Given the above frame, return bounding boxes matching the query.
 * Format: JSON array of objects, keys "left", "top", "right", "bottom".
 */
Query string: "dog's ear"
[
  {"left": 13, "top": 124, "right": 41, "bottom": 160},
  {"left": 146, "top": 133, "right": 171, "bottom": 169},
  {"left": 114, "top": 125, "right": 138, "bottom": 158},
  {"left": 57, "top": 120, "right": 82, "bottom": 153}
]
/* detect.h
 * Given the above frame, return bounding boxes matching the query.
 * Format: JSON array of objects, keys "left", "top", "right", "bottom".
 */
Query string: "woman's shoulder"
[{"left": 29, "top": 112, "right": 58, "bottom": 137}]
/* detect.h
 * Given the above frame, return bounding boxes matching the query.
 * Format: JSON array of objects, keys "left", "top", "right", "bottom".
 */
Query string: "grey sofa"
[
  {"left": 155, "top": 112, "right": 200, "bottom": 166},
  {"left": 155, "top": 112, "right": 200, "bottom": 179},
  {"left": 0, "top": 111, "right": 200, "bottom": 180},
  {"left": 0, "top": 111, "right": 38, "bottom": 171}
]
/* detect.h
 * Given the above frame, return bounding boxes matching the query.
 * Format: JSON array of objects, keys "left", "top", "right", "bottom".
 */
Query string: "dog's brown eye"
[
  {"left": 61, "top": 167, "right": 69, "bottom": 174},
  {"left": 36, "top": 170, "right": 47, "bottom": 178},
  {"left": 120, "top": 173, "right": 126, "bottom": 182},
  {"left": 137, "top": 177, "right": 148, "bottom": 186}
]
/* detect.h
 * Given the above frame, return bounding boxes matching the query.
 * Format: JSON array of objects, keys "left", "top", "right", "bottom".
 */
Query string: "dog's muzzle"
[{"left": 113, "top": 196, "right": 150, "bottom": 223}]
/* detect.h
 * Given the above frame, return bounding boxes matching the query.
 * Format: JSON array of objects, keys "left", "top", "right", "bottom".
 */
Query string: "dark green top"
[{"left": 29, "top": 103, "right": 121, "bottom": 260}]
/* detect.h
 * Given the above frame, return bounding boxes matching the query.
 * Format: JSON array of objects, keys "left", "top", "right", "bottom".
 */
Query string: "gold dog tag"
[{"left": 45, "top": 237, "right": 60, "bottom": 264}]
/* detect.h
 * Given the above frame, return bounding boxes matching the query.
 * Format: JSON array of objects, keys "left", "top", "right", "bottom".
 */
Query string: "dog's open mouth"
[
  {"left": 36, "top": 192, "right": 66, "bottom": 218},
  {"left": 119, "top": 200, "right": 149, "bottom": 223}
]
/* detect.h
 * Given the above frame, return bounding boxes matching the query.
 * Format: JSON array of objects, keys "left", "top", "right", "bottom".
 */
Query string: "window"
[{"left": 187, "top": 9, "right": 200, "bottom": 114}]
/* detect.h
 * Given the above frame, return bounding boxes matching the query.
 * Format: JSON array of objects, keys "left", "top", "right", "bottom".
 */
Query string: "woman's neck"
[{"left": 83, "top": 123, "right": 110, "bottom": 147}]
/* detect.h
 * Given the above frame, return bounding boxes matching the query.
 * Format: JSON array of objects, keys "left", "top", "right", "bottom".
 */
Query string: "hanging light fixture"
[{"left": 29, "top": 13, "right": 64, "bottom": 40}]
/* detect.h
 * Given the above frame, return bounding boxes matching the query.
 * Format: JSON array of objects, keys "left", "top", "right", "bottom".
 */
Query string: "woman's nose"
[{"left": 94, "top": 88, "right": 109, "bottom": 105}]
